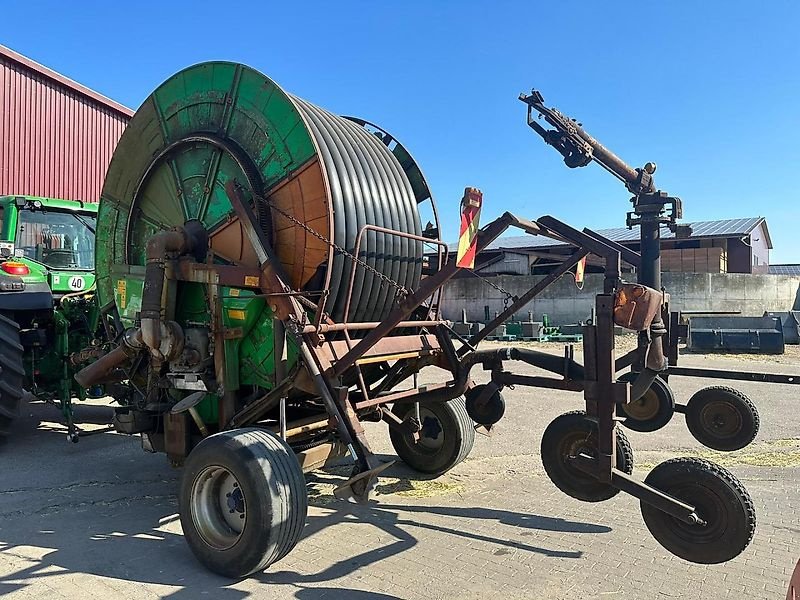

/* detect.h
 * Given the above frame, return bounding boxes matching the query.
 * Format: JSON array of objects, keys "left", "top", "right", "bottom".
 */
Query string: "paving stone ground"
[{"left": 1, "top": 351, "right": 798, "bottom": 599}]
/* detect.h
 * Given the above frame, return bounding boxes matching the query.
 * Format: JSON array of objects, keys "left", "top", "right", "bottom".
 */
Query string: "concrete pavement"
[{"left": 1, "top": 352, "right": 798, "bottom": 599}]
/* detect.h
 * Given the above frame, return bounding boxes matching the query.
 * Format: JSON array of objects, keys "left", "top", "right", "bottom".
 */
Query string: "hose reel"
[{"left": 97, "top": 61, "right": 436, "bottom": 324}]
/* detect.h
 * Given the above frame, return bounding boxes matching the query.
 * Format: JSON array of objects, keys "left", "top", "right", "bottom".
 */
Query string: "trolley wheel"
[
  {"left": 179, "top": 428, "right": 308, "bottom": 578},
  {"left": 541, "top": 410, "right": 634, "bottom": 503},
  {"left": 616, "top": 372, "right": 675, "bottom": 433},
  {"left": 389, "top": 397, "right": 475, "bottom": 476},
  {"left": 640, "top": 457, "right": 756, "bottom": 564},
  {"left": 465, "top": 384, "right": 506, "bottom": 426},
  {"left": 685, "top": 386, "right": 759, "bottom": 451}
]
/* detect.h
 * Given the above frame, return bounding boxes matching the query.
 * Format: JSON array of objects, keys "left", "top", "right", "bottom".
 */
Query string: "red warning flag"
[
  {"left": 575, "top": 255, "right": 587, "bottom": 284},
  {"left": 456, "top": 187, "right": 483, "bottom": 269}
]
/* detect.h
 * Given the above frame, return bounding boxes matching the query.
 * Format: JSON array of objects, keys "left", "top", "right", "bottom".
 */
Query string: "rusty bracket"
[
  {"left": 379, "top": 406, "right": 421, "bottom": 439},
  {"left": 333, "top": 460, "right": 395, "bottom": 504},
  {"left": 331, "top": 212, "right": 517, "bottom": 377}
]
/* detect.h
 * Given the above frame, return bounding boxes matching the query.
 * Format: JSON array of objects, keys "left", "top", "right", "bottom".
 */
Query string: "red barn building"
[{"left": 0, "top": 44, "right": 133, "bottom": 203}]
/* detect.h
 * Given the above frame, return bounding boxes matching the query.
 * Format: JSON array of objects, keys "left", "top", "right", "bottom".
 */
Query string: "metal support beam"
[
  {"left": 668, "top": 366, "right": 800, "bottom": 385},
  {"left": 459, "top": 246, "right": 589, "bottom": 355},
  {"left": 331, "top": 213, "right": 516, "bottom": 377}
]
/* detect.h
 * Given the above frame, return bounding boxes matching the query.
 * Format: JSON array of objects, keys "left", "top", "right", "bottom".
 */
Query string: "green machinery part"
[{"left": 97, "top": 62, "right": 436, "bottom": 421}]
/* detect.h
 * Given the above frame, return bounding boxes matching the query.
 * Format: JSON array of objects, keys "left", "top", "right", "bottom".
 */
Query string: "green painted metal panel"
[
  {"left": 114, "top": 275, "right": 144, "bottom": 326},
  {"left": 220, "top": 289, "right": 298, "bottom": 391}
]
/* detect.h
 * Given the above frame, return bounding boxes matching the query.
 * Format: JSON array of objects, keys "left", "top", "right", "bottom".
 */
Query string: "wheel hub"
[
  {"left": 668, "top": 484, "right": 725, "bottom": 543},
  {"left": 191, "top": 465, "right": 246, "bottom": 550},
  {"left": 226, "top": 484, "right": 245, "bottom": 514},
  {"left": 563, "top": 433, "right": 596, "bottom": 477},
  {"left": 700, "top": 401, "right": 742, "bottom": 437},
  {"left": 419, "top": 414, "right": 444, "bottom": 449},
  {"left": 622, "top": 390, "right": 660, "bottom": 421}
]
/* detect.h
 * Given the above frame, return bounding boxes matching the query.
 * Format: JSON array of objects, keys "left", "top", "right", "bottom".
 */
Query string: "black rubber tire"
[
  {"left": 616, "top": 372, "right": 675, "bottom": 433},
  {"left": 541, "top": 410, "right": 634, "bottom": 503},
  {"left": 465, "top": 384, "right": 506, "bottom": 426},
  {"left": 640, "top": 457, "right": 756, "bottom": 564},
  {"left": 389, "top": 397, "right": 475, "bottom": 476},
  {"left": 685, "top": 386, "right": 759, "bottom": 451},
  {"left": 179, "top": 428, "right": 308, "bottom": 578},
  {"left": 0, "top": 314, "right": 25, "bottom": 438}
]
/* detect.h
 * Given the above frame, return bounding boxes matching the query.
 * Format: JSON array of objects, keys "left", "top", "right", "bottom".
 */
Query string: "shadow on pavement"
[
  {"left": 7, "top": 398, "right": 114, "bottom": 445},
  {"left": 295, "top": 587, "right": 402, "bottom": 600},
  {"left": 255, "top": 466, "right": 606, "bottom": 589},
  {"left": 0, "top": 423, "right": 610, "bottom": 598}
]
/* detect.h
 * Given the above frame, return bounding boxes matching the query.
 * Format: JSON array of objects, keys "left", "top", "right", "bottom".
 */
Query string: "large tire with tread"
[
  {"left": 0, "top": 314, "right": 25, "bottom": 438},
  {"left": 389, "top": 397, "right": 475, "bottom": 476},
  {"left": 685, "top": 386, "right": 759, "bottom": 451},
  {"left": 179, "top": 428, "right": 308, "bottom": 578},
  {"left": 640, "top": 457, "right": 756, "bottom": 564},
  {"left": 616, "top": 372, "right": 675, "bottom": 433},
  {"left": 541, "top": 410, "right": 634, "bottom": 502}
]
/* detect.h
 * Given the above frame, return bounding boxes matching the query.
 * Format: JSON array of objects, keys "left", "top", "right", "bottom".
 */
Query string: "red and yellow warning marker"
[
  {"left": 456, "top": 187, "right": 483, "bottom": 269},
  {"left": 575, "top": 255, "right": 587, "bottom": 284}
]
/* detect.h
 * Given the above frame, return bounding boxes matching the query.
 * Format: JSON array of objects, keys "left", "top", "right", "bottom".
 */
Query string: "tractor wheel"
[
  {"left": 179, "top": 428, "right": 308, "bottom": 578},
  {"left": 389, "top": 397, "right": 475, "bottom": 476},
  {"left": 685, "top": 386, "right": 759, "bottom": 451},
  {"left": 541, "top": 410, "right": 633, "bottom": 503},
  {"left": 616, "top": 372, "right": 675, "bottom": 433},
  {"left": 465, "top": 384, "right": 506, "bottom": 426},
  {"left": 640, "top": 457, "right": 756, "bottom": 563},
  {"left": 0, "top": 314, "right": 25, "bottom": 438}
]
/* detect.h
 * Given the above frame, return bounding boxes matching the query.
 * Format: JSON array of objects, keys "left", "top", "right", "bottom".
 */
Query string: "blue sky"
[{"left": 3, "top": 1, "right": 799, "bottom": 262}]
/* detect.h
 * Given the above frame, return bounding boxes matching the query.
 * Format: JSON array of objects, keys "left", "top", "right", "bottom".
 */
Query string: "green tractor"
[{"left": 0, "top": 195, "right": 101, "bottom": 441}]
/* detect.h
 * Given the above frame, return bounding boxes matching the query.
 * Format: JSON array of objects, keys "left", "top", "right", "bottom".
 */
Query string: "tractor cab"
[{"left": 0, "top": 195, "right": 97, "bottom": 306}]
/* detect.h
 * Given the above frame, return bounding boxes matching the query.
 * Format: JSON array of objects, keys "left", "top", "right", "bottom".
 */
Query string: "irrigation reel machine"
[{"left": 73, "top": 62, "right": 799, "bottom": 577}]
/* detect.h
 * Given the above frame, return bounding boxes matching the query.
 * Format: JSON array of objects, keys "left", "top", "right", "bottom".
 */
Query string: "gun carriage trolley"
[{"left": 70, "top": 62, "right": 799, "bottom": 577}]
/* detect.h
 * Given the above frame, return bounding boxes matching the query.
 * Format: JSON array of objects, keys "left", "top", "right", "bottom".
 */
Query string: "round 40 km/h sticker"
[{"left": 68, "top": 276, "right": 85, "bottom": 291}]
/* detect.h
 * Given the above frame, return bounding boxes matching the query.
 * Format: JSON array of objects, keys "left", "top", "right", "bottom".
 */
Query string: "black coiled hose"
[{"left": 291, "top": 97, "right": 423, "bottom": 323}]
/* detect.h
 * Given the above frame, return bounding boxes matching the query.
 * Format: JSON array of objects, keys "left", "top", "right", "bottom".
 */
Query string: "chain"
[
  {"left": 466, "top": 269, "right": 515, "bottom": 307},
  {"left": 249, "top": 187, "right": 517, "bottom": 307},
  {"left": 251, "top": 191, "right": 408, "bottom": 296}
]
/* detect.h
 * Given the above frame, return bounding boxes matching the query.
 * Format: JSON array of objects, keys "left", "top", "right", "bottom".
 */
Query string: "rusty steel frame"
[
  {"left": 301, "top": 320, "right": 449, "bottom": 335},
  {"left": 459, "top": 246, "right": 590, "bottom": 354},
  {"left": 144, "top": 180, "right": 709, "bottom": 514},
  {"left": 342, "top": 224, "right": 450, "bottom": 326},
  {"left": 87, "top": 176, "right": 725, "bottom": 514},
  {"left": 338, "top": 225, "right": 448, "bottom": 417}
]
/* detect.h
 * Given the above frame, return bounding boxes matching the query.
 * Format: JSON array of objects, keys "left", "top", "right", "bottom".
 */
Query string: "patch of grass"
[
  {"left": 306, "top": 482, "right": 338, "bottom": 505},
  {"left": 705, "top": 450, "right": 800, "bottom": 468},
  {"left": 765, "top": 438, "right": 800, "bottom": 448},
  {"left": 305, "top": 475, "right": 467, "bottom": 505},
  {"left": 637, "top": 445, "right": 800, "bottom": 471},
  {"left": 376, "top": 478, "right": 466, "bottom": 498}
]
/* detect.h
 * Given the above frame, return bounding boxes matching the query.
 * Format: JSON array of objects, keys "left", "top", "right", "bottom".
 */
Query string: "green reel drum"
[{"left": 97, "top": 61, "right": 437, "bottom": 391}]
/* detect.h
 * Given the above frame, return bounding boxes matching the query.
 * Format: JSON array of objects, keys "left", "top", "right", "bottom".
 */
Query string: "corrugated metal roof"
[
  {"left": 449, "top": 217, "right": 768, "bottom": 252},
  {"left": 0, "top": 45, "right": 133, "bottom": 203},
  {"left": 0, "top": 45, "right": 133, "bottom": 118},
  {"left": 769, "top": 264, "right": 800, "bottom": 276}
]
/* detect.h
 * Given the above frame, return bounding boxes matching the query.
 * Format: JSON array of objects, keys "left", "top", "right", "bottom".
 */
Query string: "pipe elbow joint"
[{"left": 141, "top": 317, "right": 162, "bottom": 356}]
